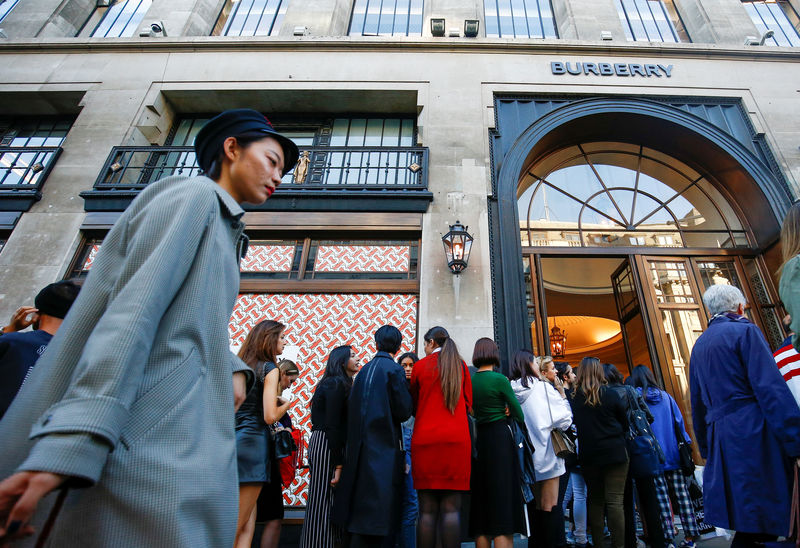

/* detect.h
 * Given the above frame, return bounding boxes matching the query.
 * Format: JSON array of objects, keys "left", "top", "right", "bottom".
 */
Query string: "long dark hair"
[
  {"left": 603, "top": 363, "right": 625, "bottom": 385},
  {"left": 509, "top": 349, "right": 537, "bottom": 388},
  {"left": 312, "top": 345, "right": 353, "bottom": 404},
  {"left": 630, "top": 364, "right": 659, "bottom": 391},
  {"left": 397, "top": 352, "right": 419, "bottom": 365},
  {"left": 425, "top": 326, "right": 463, "bottom": 414},
  {"left": 238, "top": 320, "right": 285, "bottom": 376},
  {"left": 554, "top": 361, "right": 571, "bottom": 383}
]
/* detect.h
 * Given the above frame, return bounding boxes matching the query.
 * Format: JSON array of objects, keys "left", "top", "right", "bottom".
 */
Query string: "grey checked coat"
[{"left": 0, "top": 175, "right": 253, "bottom": 547}]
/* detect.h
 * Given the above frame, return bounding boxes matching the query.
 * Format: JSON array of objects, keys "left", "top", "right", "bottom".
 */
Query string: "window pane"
[
  {"left": 616, "top": 0, "right": 685, "bottom": 42},
  {"left": 0, "top": 0, "right": 21, "bottom": 23},
  {"left": 93, "top": 0, "right": 152, "bottom": 38},
  {"left": 350, "top": 0, "right": 423, "bottom": 36},
  {"left": 484, "top": 0, "right": 558, "bottom": 37},
  {"left": 742, "top": 1, "right": 800, "bottom": 46}
]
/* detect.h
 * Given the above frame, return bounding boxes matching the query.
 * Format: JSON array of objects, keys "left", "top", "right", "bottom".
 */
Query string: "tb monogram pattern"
[
  {"left": 315, "top": 245, "right": 410, "bottom": 272},
  {"left": 229, "top": 293, "right": 418, "bottom": 506},
  {"left": 82, "top": 244, "right": 101, "bottom": 271},
  {"left": 241, "top": 244, "right": 295, "bottom": 272}
]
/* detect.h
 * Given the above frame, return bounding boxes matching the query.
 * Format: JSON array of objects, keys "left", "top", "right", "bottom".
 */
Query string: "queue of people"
[{"left": 0, "top": 105, "right": 799, "bottom": 548}]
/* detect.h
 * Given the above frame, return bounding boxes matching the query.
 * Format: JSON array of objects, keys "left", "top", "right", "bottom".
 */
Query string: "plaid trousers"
[{"left": 654, "top": 470, "right": 700, "bottom": 539}]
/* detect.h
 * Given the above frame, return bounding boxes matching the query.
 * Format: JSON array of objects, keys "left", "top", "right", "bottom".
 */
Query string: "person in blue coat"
[
  {"left": 333, "top": 325, "right": 414, "bottom": 547},
  {"left": 690, "top": 284, "right": 800, "bottom": 548}
]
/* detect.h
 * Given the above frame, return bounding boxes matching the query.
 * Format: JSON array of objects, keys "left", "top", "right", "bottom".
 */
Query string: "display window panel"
[
  {"left": 228, "top": 292, "right": 418, "bottom": 506},
  {"left": 743, "top": 1, "right": 800, "bottom": 46},
  {"left": 91, "top": 0, "right": 152, "bottom": 38},
  {"left": 614, "top": 0, "right": 690, "bottom": 42}
]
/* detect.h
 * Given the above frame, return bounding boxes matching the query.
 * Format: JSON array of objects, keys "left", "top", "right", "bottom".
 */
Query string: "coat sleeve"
[
  {"left": 325, "top": 379, "right": 349, "bottom": 466},
  {"left": 19, "top": 185, "right": 218, "bottom": 485},
  {"left": 742, "top": 323, "right": 800, "bottom": 457},
  {"left": 689, "top": 349, "right": 709, "bottom": 459},
  {"left": 669, "top": 393, "right": 691, "bottom": 443},
  {"left": 779, "top": 256, "right": 800, "bottom": 352},
  {"left": 389, "top": 364, "right": 413, "bottom": 424},
  {"left": 544, "top": 382, "right": 573, "bottom": 431},
  {"left": 501, "top": 378, "right": 525, "bottom": 423}
]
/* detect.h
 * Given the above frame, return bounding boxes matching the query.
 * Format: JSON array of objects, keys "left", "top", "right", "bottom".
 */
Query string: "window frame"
[
  {"left": 348, "top": 0, "right": 425, "bottom": 37},
  {"left": 0, "top": 0, "right": 21, "bottom": 23},
  {"left": 211, "top": 0, "right": 288, "bottom": 37},
  {"left": 90, "top": 0, "right": 152, "bottom": 38},
  {"left": 742, "top": 0, "right": 800, "bottom": 46},
  {"left": 483, "top": 0, "right": 559, "bottom": 39},
  {"left": 614, "top": 0, "right": 690, "bottom": 43}
]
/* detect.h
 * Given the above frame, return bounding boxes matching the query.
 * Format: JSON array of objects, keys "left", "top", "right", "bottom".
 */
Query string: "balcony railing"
[
  {"left": 0, "top": 146, "right": 63, "bottom": 211},
  {"left": 91, "top": 145, "right": 428, "bottom": 190},
  {"left": 82, "top": 145, "right": 431, "bottom": 212}
]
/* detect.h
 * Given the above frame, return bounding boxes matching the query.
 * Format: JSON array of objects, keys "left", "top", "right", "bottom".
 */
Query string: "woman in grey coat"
[{"left": 0, "top": 109, "right": 298, "bottom": 547}]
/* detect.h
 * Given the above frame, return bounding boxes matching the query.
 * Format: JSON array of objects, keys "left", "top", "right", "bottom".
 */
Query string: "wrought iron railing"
[
  {"left": 0, "top": 146, "right": 63, "bottom": 192},
  {"left": 91, "top": 145, "right": 429, "bottom": 191}
]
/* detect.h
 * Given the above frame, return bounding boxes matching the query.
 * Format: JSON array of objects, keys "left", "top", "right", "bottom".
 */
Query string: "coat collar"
[
  {"left": 375, "top": 351, "right": 395, "bottom": 360},
  {"left": 709, "top": 311, "right": 750, "bottom": 325},
  {"left": 198, "top": 176, "right": 245, "bottom": 220}
]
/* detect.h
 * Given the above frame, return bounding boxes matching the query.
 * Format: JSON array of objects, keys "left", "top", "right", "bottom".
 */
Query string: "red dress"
[{"left": 410, "top": 352, "right": 472, "bottom": 490}]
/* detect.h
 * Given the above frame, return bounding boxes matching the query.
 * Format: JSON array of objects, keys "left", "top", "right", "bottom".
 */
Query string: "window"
[
  {"left": 484, "top": 0, "right": 557, "bottom": 38},
  {"left": 91, "top": 0, "right": 151, "bottom": 38},
  {"left": 517, "top": 142, "right": 749, "bottom": 249},
  {"left": 0, "top": 117, "right": 72, "bottom": 188},
  {"left": 614, "top": 0, "right": 689, "bottom": 42},
  {"left": 349, "top": 0, "right": 424, "bottom": 36},
  {"left": 743, "top": 1, "right": 800, "bottom": 46},
  {"left": 212, "top": 0, "right": 288, "bottom": 37},
  {"left": 0, "top": 0, "right": 21, "bottom": 23}
]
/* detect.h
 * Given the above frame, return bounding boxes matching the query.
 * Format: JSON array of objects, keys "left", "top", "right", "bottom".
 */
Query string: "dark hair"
[
  {"left": 509, "top": 349, "right": 536, "bottom": 388},
  {"left": 630, "top": 364, "right": 658, "bottom": 391},
  {"left": 375, "top": 325, "right": 402, "bottom": 354},
  {"left": 603, "top": 363, "right": 625, "bottom": 385},
  {"left": 205, "top": 133, "right": 271, "bottom": 180},
  {"left": 312, "top": 345, "right": 354, "bottom": 406},
  {"left": 472, "top": 337, "right": 500, "bottom": 369},
  {"left": 424, "top": 326, "right": 464, "bottom": 413},
  {"left": 238, "top": 320, "right": 285, "bottom": 375},
  {"left": 397, "top": 352, "right": 419, "bottom": 365},
  {"left": 554, "top": 361, "right": 571, "bottom": 383}
]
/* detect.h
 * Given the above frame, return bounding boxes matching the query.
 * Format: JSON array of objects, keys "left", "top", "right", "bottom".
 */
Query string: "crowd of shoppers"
[{"left": 1, "top": 107, "right": 799, "bottom": 548}]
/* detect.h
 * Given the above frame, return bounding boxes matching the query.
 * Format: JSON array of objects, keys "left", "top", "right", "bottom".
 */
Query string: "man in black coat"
[{"left": 333, "top": 325, "right": 413, "bottom": 547}]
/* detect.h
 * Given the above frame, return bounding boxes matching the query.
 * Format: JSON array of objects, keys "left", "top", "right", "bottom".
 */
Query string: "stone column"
[
  {"left": 674, "top": 0, "right": 759, "bottom": 45},
  {"left": 1, "top": 0, "right": 68, "bottom": 38},
  {"left": 554, "top": 0, "right": 626, "bottom": 42}
]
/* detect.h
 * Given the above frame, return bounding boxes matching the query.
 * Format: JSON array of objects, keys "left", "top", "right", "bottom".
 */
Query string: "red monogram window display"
[{"left": 229, "top": 293, "right": 418, "bottom": 506}]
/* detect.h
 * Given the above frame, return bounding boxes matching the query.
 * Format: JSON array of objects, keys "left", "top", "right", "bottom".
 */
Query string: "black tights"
[{"left": 417, "top": 489, "right": 463, "bottom": 548}]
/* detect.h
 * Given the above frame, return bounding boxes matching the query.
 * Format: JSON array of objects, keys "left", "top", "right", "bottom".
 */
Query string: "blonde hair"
[
  {"left": 576, "top": 357, "right": 606, "bottom": 406},
  {"left": 780, "top": 202, "right": 800, "bottom": 278},
  {"left": 276, "top": 359, "right": 300, "bottom": 395},
  {"left": 539, "top": 356, "right": 554, "bottom": 376}
]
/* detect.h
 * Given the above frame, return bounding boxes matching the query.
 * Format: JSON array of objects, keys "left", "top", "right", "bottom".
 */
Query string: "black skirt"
[{"left": 469, "top": 419, "right": 528, "bottom": 537}]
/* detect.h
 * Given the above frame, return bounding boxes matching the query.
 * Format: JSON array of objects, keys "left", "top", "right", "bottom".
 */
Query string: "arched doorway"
[{"left": 490, "top": 97, "right": 794, "bottom": 444}]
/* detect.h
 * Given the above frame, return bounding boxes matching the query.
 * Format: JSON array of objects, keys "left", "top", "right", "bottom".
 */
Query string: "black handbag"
[
  {"left": 271, "top": 424, "right": 296, "bottom": 460},
  {"left": 624, "top": 387, "right": 664, "bottom": 478},
  {"left": 670, "top": 404, "right": 695, "bottom": 477}
]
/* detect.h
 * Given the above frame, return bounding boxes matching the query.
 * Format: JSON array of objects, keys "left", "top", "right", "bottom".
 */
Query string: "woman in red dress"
[{"left": 410, "top": 326, "right": 473, "bottom": 548}]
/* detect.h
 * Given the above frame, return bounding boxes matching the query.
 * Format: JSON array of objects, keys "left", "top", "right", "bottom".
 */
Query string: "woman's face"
[
  {"left": 226, "top": 136, "right": 285, "bottom": 205},
  {"left": 346, "top": 354, "right": 360, "bottom": 377},
  {"left": 423, "top": 339, "right": 436, "bottom": 356},
  {"left": 542, "top": 362, "right": 556, "bottom": 382},
  {"left": 280, "top": 373, "right": 298, "bottom": 391},
  {"left": 529, "top": 359, "right": 541, "bottom": 377},
  {"left": 275, "top": 329, "right": 286, "bottom": 356},
  {"left": 400, "top": 357, "right": 415, "bottom": 380}
]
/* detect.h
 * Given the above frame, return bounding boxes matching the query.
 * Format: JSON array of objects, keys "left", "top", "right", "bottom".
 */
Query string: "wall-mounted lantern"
[{"left": 442, "top": 220, "right": 473, "bottom": 275}]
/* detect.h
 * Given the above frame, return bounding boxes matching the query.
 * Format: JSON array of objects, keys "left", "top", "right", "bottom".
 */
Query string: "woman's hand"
[
  {"left": 553, "top": 376, "right": 567, "bottom": 398},
  {"left": 0, "top": 471, "right": 66, "bottom": 545},
  {"left": 330, "top": 466, "right": 342, "bottom": 487}
]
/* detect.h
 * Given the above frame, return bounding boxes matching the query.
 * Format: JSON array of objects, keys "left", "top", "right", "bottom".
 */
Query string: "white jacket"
[{"left": 511, "top": 377, "right": 573, "bottom": 480}]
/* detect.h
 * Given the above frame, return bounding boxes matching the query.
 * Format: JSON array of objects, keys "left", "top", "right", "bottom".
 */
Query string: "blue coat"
[
  {"left": 333, "top": 351, "right": 413, "bottom": 536},
  {"left": 638, "top": 387, "right": 690, "bottom": 472},
  {"left": 689, "top": 313, "right": 800, "bottom": 535}
]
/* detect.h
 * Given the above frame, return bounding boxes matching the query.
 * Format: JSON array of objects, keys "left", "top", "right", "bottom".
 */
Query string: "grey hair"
[{"left": 703, "top": 284, "right": 746, "bottom": 315}]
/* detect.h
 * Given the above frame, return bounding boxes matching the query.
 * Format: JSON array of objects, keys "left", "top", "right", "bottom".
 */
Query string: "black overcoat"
[{"left": 332, "top": 351, "right": 413, "bottom": 536}]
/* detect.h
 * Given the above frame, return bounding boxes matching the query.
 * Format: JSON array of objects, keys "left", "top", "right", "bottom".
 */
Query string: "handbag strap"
[{"left": 35, "top": 488, "right": 68, "bottom": 548}]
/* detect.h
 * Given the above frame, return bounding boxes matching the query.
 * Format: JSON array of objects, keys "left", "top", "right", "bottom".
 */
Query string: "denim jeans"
[
  {"left": 570, "top": 471, "right": 588, "bottom": 545},
  {"left": 399, "top": 469, "right": 418, "bottom": 547}
]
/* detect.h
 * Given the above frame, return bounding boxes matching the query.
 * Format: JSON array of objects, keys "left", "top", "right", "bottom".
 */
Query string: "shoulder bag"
[
  {"left": 624, "top": 386, "right": 662, "bottom": 478},
  {"left": 545, "top": 380, "right": 575, "bottom": 458},
  {"left": 669, "top": 400, "right": 696, "bottom": 477}
]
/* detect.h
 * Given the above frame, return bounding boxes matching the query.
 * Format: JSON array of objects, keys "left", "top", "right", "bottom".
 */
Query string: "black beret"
[
  {"left": 194, "top": 109, "right": 299, "bottom": 176},
  {"left": 34, "top": 280, "right": 81, "bottom": 320}
]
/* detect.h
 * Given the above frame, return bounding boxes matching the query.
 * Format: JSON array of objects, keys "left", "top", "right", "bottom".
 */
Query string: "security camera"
[
  {"left": 140, "top": 20, "right": 166, "bottom": 37},
  {"left": 745, "top": 29, "right": 775, "bottom": 45},
  {"left": 758, "top": 29, "right": 774, "bottom": 45}
]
